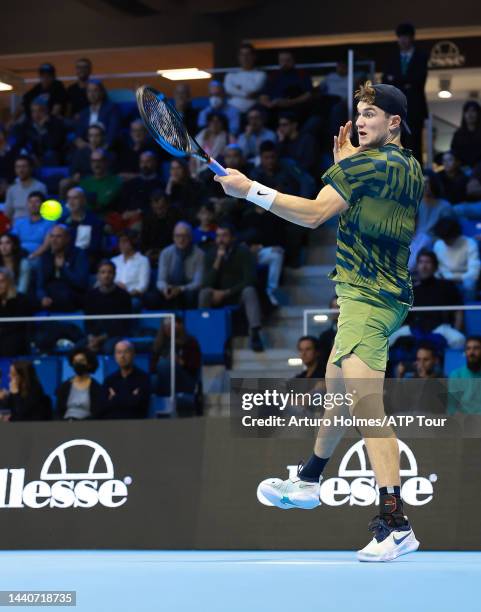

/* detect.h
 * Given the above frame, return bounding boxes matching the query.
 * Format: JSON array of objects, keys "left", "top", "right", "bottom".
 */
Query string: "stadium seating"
[
  {"left": 185, "top": 308, "right": 232, "bottom": 365},
  {"left": 443, "top": 349, "right": 465, "bottom": 376}
]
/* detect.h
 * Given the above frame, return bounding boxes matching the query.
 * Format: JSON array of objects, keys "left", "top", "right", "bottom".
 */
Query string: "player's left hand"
[
  {"left": 214, "top": 168, "right": 252, "bottom": 199},
  {"left": 333, "top": 121, "right": 359, "bottom": 163}
]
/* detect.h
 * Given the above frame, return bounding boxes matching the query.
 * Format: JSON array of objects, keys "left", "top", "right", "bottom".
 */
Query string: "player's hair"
[
  {"left": 354, "top": 80, "right": 377, "bottom": 105},
  {"left": 297, "top": 335, "right": 320, "bottom": 351}
]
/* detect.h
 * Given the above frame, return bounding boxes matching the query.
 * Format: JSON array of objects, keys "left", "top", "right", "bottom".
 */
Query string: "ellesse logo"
[
  {"left": 0, "top": 439, "right": 132, "bottom": 509},
  {"left": 258, "top": 440, "right": 437, "bottom": 508}
]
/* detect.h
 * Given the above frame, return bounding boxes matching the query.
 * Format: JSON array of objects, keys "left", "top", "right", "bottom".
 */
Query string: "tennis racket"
[{"left": 136, "top": 85, "right": 228, "bottom": 176}]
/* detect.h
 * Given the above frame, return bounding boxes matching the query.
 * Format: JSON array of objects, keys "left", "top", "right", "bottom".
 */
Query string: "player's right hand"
[
  {"left": 333, "top": 120, "right": 359, "bottom": 163},
  {"left": 214, "top": 168, "right": 252, "bottom": 199}
]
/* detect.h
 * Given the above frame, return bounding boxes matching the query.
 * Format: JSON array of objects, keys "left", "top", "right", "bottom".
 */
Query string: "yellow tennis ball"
[{"left": 40, "top": 199, "right": 63, "bottom": 221}]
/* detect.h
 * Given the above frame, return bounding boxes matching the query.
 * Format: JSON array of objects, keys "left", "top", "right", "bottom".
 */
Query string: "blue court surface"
[{"left": 0, "top": 550, "right": 478, "bottom": 611}]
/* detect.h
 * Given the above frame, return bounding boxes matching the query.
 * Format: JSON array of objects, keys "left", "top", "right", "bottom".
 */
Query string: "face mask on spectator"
[
  {"left": 73, "top": 363, "right": 89, "bottom": 376},
  {"left": 209, "top": 96, "right": 223, "bottom": 109}
]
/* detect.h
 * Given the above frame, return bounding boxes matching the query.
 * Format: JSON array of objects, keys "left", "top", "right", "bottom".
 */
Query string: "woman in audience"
[
  {"left": 451, "top": 100, "right": 481, "bottom": 168},
  {"left": 0, "top": 267, "right": 31, "bottom": 357},
  {"left": 0, "top": 233, "right": 31, "bottom": 294},
  {"left": 192, "top": 112, "right": 229, "bottom": 177},
  {"left": 408, "top": 171, "right": 453, "bottom": 270},
  {"left": 0, "top": 360, "right": 51, "bottom": 421},
  {"left": 165, "top": 159, "right": 205, "bottom": 224},
  {"left": 55, "top": 348, "right": 104, "bottom": 420}
]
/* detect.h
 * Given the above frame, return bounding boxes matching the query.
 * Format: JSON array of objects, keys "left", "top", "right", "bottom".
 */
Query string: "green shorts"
[{"left": 330, "top": 282, "right": 409, "bottom": 371}]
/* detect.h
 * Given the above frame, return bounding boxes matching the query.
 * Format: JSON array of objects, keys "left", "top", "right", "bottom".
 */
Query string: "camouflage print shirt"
[{"left": 322, "top": 144, "right": 424, "bottom": 305}]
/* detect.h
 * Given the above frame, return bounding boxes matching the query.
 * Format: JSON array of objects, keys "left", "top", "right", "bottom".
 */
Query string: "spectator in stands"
[
  {"left": 102, "top": 340, "right": 150, "bottom": 419},
  {"left": 396, "top": 343, "right": 441, "bottom": 379},
  {"left": 408, "top": 170, "right": 453, "bottom": 270},
  {"left": 75, "top": 80, "right": 120, "bottom": 148},
  {"left": 165, "top": 159, "right": 205, "bottom": 223},
  {"left": 197, "top": 81, "right": 240, "bottom": 135},
  {"left": 14, "top": 97, "right": 66, "bottom": 166},
  {"left": 111, "top": 230, "right": 150, "bottom": 308},
  {"left": 63, "top": 187, "right": 103, "bottom": 264},
  {"left": 22, "top": 63, "right": 67, "bottom": 118},
  {"left": 237, "top": 108, "right": 276, "bottom": 162},
  {"left": 55, "top": 348, "right": 103, "bottom": 420},
  {"left": 383, "top": 23, "right": 428, "bottom": 162},
  {"left": 433, "top": 217, "right": 480, "bottom": 302},
  {"left": 117, "top": 119, "right": 155, "bottom": 176},
  {"left": 437, "top": 151, "right": 469, "bottom": 205},
  {"left": 0, "top": 207, "right": 11, "bottom": 236},
  {"left": 389, "top": 249, "right": 465, "bottom": 349},
  {"left": 0, "top": 233, "right": 31, "bottom": 294},
  {"left": 199, "top": 223, "right": 264, "bottom": 352},
  {"left": 146, "top": 221, "right": 204, "bottom": 310},
  {"left": 224, "top": 43, "right": 266, "bottom": 115},
  {"left": 250, "top": 140, "right": 313, "bottom": 197},
  {"left": 79, "top": 149, "right": 122, "bottom": 216},
  {"left": 448, "top": 335, "right": 481, "bottom": 414},
  {"left": 193, "top": 112, "right": 229, "bottom": 177},
  {"left": 260, "top": 50, "right": 313, "bottom": 120},
  {"left": 276, "top": 111, "right": 320, "bottom": 174},
  {"left": 295, "top": 336, "right": 324, "bottom": 378},
  {"left": 66, "top": 123, "right": 114, "bottom": 189},
  {"left": 37, "top": 224, "right": 89, "bottom": 311},
  {"left": 67, "top": 58, "right": 92, "bottom": 117},
  {"left": 0, "top": 126, "right": 18, "bottom": 183},
  {"left": 318, "top": 296, "right": 339, "bottom": 376},
  {"left": 11, "top": 191, "right": 53, "bottom": 260},
  {"left": 451, "top": 100, "right": 481, "bottom": 168},
  {"left": 121, "top": 150, "right": 164, "bottom": 215},
  {"left": 84, "top": 260, "right": 133, "bottom": 354},
  {"left": 0, "top": 361, "right": 51, "bottom": 421},
  {"left": 193, "top": 203, "right": 217, "bottom": 250},
  {"left": 141, "top": 190, "right": 179, "bottom": 266},
  {"left": 238, "top": 203, "right": 284, "bottom": 306},
  {"left": 151, "top": 316, "right": 202, "bottom": 396},
  {"left": 320, "top": 61, "right": 349, "bottom": 100},
  {"left": 0, "top": 268, "right": 31, "bottom": 356},
  {"left": 173, "top": 84, "right": 199, "bottom": 137},
  {"left": 5, "top": 156, "right": 46, "bottom": 220}
]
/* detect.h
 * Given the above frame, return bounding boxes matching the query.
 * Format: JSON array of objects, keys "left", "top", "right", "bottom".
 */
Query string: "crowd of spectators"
[{"left": 1, "top": 26, "right": 481, "bottom": 418}]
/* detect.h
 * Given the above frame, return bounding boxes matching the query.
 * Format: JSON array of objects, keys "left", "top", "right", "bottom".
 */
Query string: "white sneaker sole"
[
  {"left": 257, "top": 479, "right": 320, "bottom": 510},
  {"left": 357, "top": 532, "right": 420, "bottom": 562}
]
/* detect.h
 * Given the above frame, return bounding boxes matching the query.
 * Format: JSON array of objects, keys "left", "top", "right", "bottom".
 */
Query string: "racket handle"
[{"left": 208, "top": 158, "right": 228, "bottom": 176}]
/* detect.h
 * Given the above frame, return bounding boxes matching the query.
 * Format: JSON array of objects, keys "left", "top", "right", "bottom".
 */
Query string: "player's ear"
[{"left": 390, "top": 114, "right": 402, "bottom": 133}]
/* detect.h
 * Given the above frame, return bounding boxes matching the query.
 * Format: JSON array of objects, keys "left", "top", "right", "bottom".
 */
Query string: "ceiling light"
[
  {"left": 313, "top": 314, "right": 328, "bottom": 322},
  {"left": 288, "top": 358, "right": 303, "bottom": 367},
  {"left": 157, "top": 68, "right": 211, "bottom": 80},
  {"left": 438, "top": 77, "right": 452, "bottom": 99},
  {"left": 0, "top": 81, "right": 13, "bottom": 91}
]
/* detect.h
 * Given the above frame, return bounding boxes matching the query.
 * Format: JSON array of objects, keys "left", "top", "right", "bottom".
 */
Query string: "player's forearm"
[{"left": 270, "top": 192, "right": 322, "bottom": 228}]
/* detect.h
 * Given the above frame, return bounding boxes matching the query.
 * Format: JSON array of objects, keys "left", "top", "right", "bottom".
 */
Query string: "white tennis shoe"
[
  {"left": 357, "top": 516, "right": 420, "bottom": 562},
  {"left": 257, "top": 475, "right": 321, "bottom": 510}
]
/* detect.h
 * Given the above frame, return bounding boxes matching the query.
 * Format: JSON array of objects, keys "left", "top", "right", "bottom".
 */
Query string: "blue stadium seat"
[
  {"left": 444, "top": 349, "right": 465, "bottom": 376},
  {"left": 464, "top": 308, "right": 481, "bottom": 336},
  {"left": 49, "top": 311, "right": 85, "bottom": 333},
  {"left": 37, "top": 166, "right": 69, "bottom": 196},
  {"left": 148, "top": 395, "right": 174, "bottom": 418},
  {"left": 184, "top": 308, "right": 231, "bottom": 364},
  {"left": 191, "top": 96, "right": 209, "bottom": 110},
  {"left": 32, "top": 357, "right": 60, "bottom": 399},
  {"left": 0, "top": 358, "right": 12, "bottom": 388},
  {"left": 160, "top": 161, "right": 171, "bottom": 184},
  {"left": 61, "top": 356, "right": 104, "bottom": 384},
  {"left": 459, "top": 218, "right": 481, "bottom": 238}
]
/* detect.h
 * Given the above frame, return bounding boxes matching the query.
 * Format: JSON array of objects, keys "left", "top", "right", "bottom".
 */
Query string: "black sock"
[
  {"left": 379, "top": 486, "right": 405, "bottom": 525},
  {"left": 298, "top": 454, "right": 329, "bottom": 482}
]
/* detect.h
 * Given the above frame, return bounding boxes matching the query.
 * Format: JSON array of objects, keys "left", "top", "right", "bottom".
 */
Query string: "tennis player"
[{"left": 215, "top": 82, "right": 424, "bottom": 562}]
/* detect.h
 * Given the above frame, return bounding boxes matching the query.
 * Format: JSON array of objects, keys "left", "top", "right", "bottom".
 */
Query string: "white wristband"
[{"left": 246, "top": 181, "right": 278, "bottom": 210}]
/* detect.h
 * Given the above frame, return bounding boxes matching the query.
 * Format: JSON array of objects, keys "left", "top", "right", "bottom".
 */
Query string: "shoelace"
[{"left": 368, "top": 515, "right": 392, "bottom": 543}]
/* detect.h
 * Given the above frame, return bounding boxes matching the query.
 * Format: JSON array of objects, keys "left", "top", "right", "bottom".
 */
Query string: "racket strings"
[{"left": 140, "top": 88, "right": 194, "bottom": 155}]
